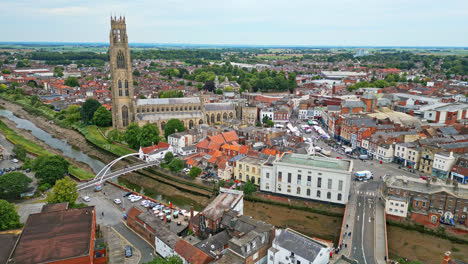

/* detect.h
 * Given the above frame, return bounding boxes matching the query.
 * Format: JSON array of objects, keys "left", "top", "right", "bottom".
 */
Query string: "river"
[
  {"left": 0, "top": 109, "right": 106, "bottom": 173},
  {"left": 0, "top": 109, "right": 200, "bottom": 209}
]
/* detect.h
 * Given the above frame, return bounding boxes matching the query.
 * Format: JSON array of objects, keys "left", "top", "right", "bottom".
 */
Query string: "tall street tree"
[
  {"left": 92, "top": 106, "right": 112, "bottom": 127},
  {"left": 34, "top": 155, "right": 70, "bottom": 185},
  {"left": 124, "top": 123, "right": 142, "bottom": 149},
  {"left": 164, "top": 119, "right": 186, "bottom": 139},
  {"left": 0, "top": 199, "right": 21, "bottom": 231},
  {"left": 46, "top": 176, "right": 79, "bottom": 206},
  {"left": 139, "top": 123, "right": 160, "bottom": 147},
  {"left": 0, "top": 172, "right": 32, "bottom": 199},
  {"left": 81, "top": 98, "right": 101, "bottom": 124}
]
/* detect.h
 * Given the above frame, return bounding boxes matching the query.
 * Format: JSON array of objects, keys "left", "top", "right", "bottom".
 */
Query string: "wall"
[
  {"left": 155, "top": 236, "right": 174, "bottom": 258},
  {"left": 385, "top": 198, "right": 408, "bottom": 218}
]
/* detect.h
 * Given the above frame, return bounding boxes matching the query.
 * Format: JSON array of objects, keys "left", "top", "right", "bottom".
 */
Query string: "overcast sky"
[{"left": 2, "top": 0, "right": 468, "bottom": 47}]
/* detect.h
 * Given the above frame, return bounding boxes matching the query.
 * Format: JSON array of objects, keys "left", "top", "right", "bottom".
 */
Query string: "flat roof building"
[{"left": 260, "top": 153, "right": 353, "bottom": 205}]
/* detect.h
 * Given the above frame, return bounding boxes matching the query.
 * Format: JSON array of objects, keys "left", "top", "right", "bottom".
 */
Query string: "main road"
[{"left": 351, "top": 181, "right": 380, "bottom": 264}]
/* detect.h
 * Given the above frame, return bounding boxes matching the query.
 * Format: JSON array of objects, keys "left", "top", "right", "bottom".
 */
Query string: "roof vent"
[{"left": 403, "top": 179, "right": 408, "bottom": 184}]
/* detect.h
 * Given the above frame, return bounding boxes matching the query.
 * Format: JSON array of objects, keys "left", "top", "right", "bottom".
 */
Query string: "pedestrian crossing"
[{"left": 357, "top": 191, "right": 375, "bottom": 197}]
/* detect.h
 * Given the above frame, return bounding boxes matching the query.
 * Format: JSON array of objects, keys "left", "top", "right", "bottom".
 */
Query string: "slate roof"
[
  {"left": 205, "top": 103, "right": 235, "bottom": 111},
  {"left": 136, "top": 97, "right": 201, "bottom": 106},
  {"left": 341, "top": 100, "right": 366, "bottom": 109},
  {"left": 327, "top": 105, "right": 341, "bottom": 111},
  {"left": 273, "top": 228, "right": 329, "bottom": 262},
  {"left": 438, "top": 126, "right": 459, "bottom": 135},
  {"left": 196, "top": 230, "right": 231, "bottom": 257},
  {"left": 137, "top": 111, "right": 204, "bottom": 122}
]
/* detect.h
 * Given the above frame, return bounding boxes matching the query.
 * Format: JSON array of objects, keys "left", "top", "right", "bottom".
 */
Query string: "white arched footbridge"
[{"left": 77, "top": 153, "right": 158, "bottom": 191}]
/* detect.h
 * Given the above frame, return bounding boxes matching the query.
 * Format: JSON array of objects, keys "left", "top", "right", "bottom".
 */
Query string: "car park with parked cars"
[
  {"left": 125, "top": 246, "right": 132, "bottom": 258},
  {"left": 114, "top": 199, "right": 122, "bottom": 204}
]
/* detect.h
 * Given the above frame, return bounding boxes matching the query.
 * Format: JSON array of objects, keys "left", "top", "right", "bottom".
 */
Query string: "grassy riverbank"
[
  {"left": 76, "top": 125, "right": 134, "bottom": 157},
  {"left": 0, "top": 118, "right": 94, "bottom": 180}
]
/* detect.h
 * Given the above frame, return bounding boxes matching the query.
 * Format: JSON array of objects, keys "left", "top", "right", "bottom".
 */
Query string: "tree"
[
  {"left": 169, "top": 158, "right": 184, "bottom": 172},
  {"left": 139, "top": 123, "right": 160, "bottom": 147},
  {"left": 0, "top": 199, "right": 21, "bottom": 231},
  {"left": 243, "top": 181, "right": 256, "bottom": 195},
  {"left": 124, "top": 123, "right": 141, "bottom": 149},
  {"left": 34, "top": 155, "right": 70, "bottom": 185},
  {"left": 164, "top": 119, "right": 186, "bottom": 139},
  {"left": 81, "top": 98, "right": 101, "bottom": 124},
  {"left": 164, "top": 152, "right": 174, "bottom": 164},
  {"left": 189, "top": 167, "right": 202, "bottom": 179},
  {"left": 64, "top": 76, "right": 79, "bottom": 87},
  {"left": 107, "top": 129, "right": 124, "bottom": 142},
  {"left": 203, "top": 80, "right": 215, "bottom": 92},
  {"left": 65, "top": 105, "right": 82, "bottom": 124},
  {"left": 133, "top": 69, "right": 141, "bottom": 76},
  {"left": 241, "top": 81, "right": 251, "bottom": 92},
  {"left": 215, "top": 89, "right": 223, "bottom": 95},
  {"left": 1, "top": 69, "right": 11, "bottom": 74},
  {"left": 13, "top": 144, "right": 27, "bottom": 161},
  {"left": 46, "top": 176, "right": 78, "bottom": 206},
  {"left": 262, "top": 115, "right": 270, "bottom": 124},
  {"left": 266, "top": 120, "right": 274, "bottom": 128},
  {"left": 0, "top": 172, "right": 32, "bottom": 199},
  {"left": 92, "top": 106, "right": 112, "bottom": 127},
  {"left": 144, "top": 256, "right": 183, "bottom": 264}
]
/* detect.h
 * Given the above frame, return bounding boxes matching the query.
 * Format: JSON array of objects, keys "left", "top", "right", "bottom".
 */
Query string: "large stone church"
[{"left": 109, "top": 17, "right": 236, "bottom": 133}]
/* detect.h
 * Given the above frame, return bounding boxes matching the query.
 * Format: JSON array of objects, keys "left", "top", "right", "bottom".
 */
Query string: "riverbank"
[
  {"left": 0, "top": 117, "right": 94, "bottom": 180},
  {"left": 387, "top": 225, "right": 468, "bottom": 264}
]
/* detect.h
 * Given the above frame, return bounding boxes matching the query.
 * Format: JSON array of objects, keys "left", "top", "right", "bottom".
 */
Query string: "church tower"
[{"left": 109, "top": 16, "right": 136, "bottom": 129}]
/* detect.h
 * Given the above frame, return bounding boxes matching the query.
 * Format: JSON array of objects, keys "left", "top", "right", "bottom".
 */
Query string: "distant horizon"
[
  {"left": 2, "top": 0, "right": 467, "bottom": 47},
  {"left": 1, "top": 42, "right": 467, "bottom": 49}
]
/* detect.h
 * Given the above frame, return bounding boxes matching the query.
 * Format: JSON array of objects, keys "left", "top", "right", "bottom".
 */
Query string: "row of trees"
[{"left": 59, "top": 99, "right": 112, "bottom": 127}]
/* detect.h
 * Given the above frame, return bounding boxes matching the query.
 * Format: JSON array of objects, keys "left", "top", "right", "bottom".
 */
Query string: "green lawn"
[
  {"left": 68, "top": 165, "right": 95, "bottom": 180},
  {"left": 77, "top": 125, "right": 134, "bottom": 156},
  {"left": 0, "top": 119, "right": 51, "bottom": 156}
]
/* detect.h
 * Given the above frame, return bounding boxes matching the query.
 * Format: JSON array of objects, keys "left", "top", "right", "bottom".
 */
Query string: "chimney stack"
[
  {"left": 443, "top": 251, "right": 451, "bottom": 264},
  {"left": 190, "top": 204, "right": 194, "bottom": 219}
]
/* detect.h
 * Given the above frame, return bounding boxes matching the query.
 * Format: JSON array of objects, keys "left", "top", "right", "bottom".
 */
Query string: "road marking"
[
  {"left": 357, "top": 215, "right": 360, "bottom": 221},
  {"left": 111, "top": 226, "right": 142, "bottom": 264},
  {"left": 369, "top": 217, "right": 371, "bottom": 223},
  {"left": 362, "top": 209, "right": 368, "bottom": 264}
]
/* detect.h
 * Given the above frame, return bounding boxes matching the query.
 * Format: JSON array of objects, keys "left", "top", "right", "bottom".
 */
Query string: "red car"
[
  {"left": 336, "top": 156, "right": 342, "bottom": 159},
  {"left": 420, "top": 175, "right": 428, "bottom": 180}
]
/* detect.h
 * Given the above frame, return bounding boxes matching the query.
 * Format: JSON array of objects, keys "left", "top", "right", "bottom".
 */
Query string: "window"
[
  {"left": 297, "top": 187, "right": 301, "bottom": 194},
  {"left": 239, "top": 164, "right": 242, "bottom": 169},
  {"left": 266, "top": 183, "right": 270, "bottom": 190},
  {"left": 317, "top": 190, "right": 321, "bottom": 197},
  {"left": 278, "top": 172, "right": 282, "bottom": 182},
  {"left": 239, "top": 173, "right": 242, "bottom": 180},
  {"left": 307, "top": 176, "right": 311, "bottom": 186},
  {"left": 307, "top": 189, "right": 310, "bottom": 196},
  {"left": 278, "top": 184, "right": 282, "bottom": 192},
  {"left": 297, "top": 175, "right": 301, "bottom": 185},
  {"left": 287, "top": 186, "right": 291, "bottom": 193},
  {"left": 338, "top": 193, "right": 342, "bottom": 201},
  {"left": 338, "top": 180, "right": 343, "bottom": 191},
  {"left": 415, "top": 201, "right": 419, "bottom": 206},
  {"left": 266, "top": 172, "right": 270, "bottom": 179},
  {"left": 327, "top": 192, "right": 331, "bottom": 199},
  {"left": 390, "top": 202, "right": 394, "bottom": 205},
  {"left": 252, "top": 167, "right": 256, "bottom": 173},
  {"left": 246, "top": 166, "right": 250, "bottom": 172},
  {"left": 389, "top": 208, "right": 393, "bottom": 212},
  {"left": 317, "top": 177, "right": 322, "bottom": 188},
  {"left": 328, "top": 179, "right": 332, "bottom": 189},
  {"left": 288, "top": 173, "right": 292, "bottom": 183},
  {"left": 422, "top": 202, "right": 426, "bottom": 207}
]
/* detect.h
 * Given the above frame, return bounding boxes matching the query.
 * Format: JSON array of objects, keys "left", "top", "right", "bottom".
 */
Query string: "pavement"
[{"left": 79, "top": 183, "right": 156, "bottom": 264}]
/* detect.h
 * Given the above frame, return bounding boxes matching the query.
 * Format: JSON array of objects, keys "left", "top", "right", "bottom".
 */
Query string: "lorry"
[{"left": 355, "top": 171, "right": 374, "bottom": 181}]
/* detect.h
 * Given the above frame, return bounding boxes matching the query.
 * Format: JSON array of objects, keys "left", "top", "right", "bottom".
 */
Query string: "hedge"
[{"left": 244, "top": 195, "right": 344, "bottom": 218}]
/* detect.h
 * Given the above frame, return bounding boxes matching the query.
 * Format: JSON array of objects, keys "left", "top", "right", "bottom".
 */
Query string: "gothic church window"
[{"left": 117, "top": 50, "right": 126, "bottom": 69}]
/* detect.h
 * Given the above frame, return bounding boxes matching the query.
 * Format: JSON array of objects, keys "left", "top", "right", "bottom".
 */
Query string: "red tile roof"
[
  {"left": 221, "top": 131, "right": 239, "bottom": 142},
  {"left": 141, "top": 141, "right": 170, "bottom": 154},
  {"left": 174, "top": 239, "right": 214, "bottom": 264},
  {"left": 209, "top": 134, "right": 225, "bottom": 144}
]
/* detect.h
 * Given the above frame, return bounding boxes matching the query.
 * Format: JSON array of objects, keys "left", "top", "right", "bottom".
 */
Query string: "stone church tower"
[{"left": 109, "top": 16, "right": 136, "bottom": 129}]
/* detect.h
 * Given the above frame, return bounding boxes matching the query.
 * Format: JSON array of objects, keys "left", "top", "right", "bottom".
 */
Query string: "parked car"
[
  {"left": 11, "top": 167, "right": 16, "bottom": 171},
  {"left": 125, "top": 246, "right": 132, "bottom": 258},
  {"left": 114, "top": 199, "right": 122, "bottom": 204},
  {"left": 420, "top": 175, "right": 428, "bottom": 180},
  {"left": 83, "top": 196, "right": 91, "bottom": 202},
  {"left": 25, "top": 168, "right": 31, "bottom": 173},
  {"left": 336, "top": 156, "right": 342, "bottom": 159},
  {"left": 5, "top": 168, "right": 10, "bottom": 172},
  {"left": 12, "top": 159, "right": 18, "bottom": 163},
  {"left": 123, "top": 191, "right": 132, "bottom": 197}
]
